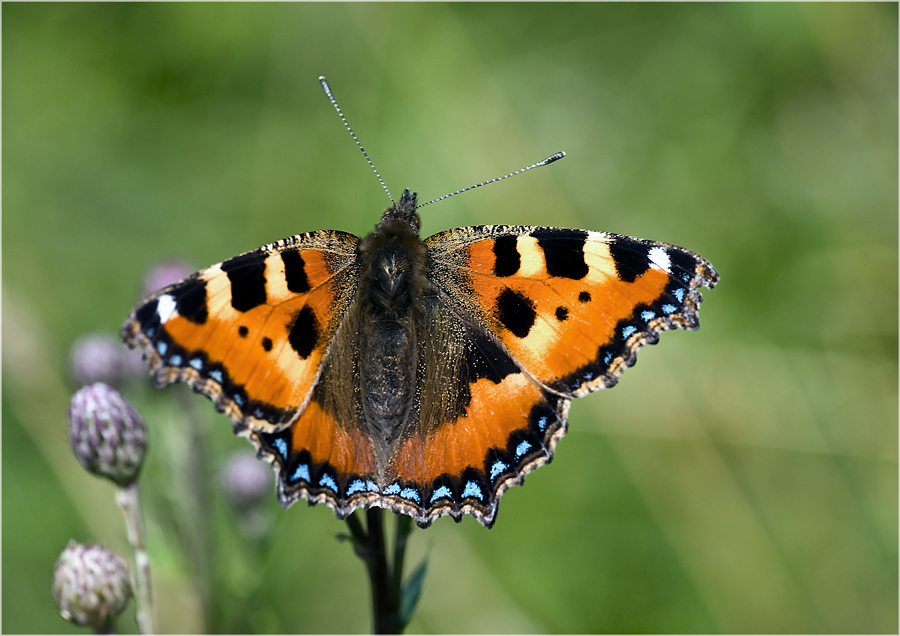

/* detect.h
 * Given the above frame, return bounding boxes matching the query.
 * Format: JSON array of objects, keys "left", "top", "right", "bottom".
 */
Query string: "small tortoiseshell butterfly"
[{"left": 122, "top": 78, "right": 718, "bottom": 528}]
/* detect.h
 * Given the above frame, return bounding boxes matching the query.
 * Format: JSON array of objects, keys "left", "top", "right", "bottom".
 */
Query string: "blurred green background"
[{"left": 3, "top": 3, "right": 897, "bottom": 633}]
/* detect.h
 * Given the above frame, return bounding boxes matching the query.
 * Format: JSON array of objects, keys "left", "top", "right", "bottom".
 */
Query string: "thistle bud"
[
  {"left": 221, "top": 451, "right": 274, "bottom": 510},
  {"left": 68, "top": 383, "right": 147, "bottom": 486},
  {"left": 70, "top": 333, "right": 146, "bottom": 387},
  {"left": 221, "top": 451, "right": 275, "bottom": 539},
  {"left": 52, "top": 541, "right": 131, "bottom": 631},
  {"left": 142, "top": 259, "right": 193, "bottom": 298}
]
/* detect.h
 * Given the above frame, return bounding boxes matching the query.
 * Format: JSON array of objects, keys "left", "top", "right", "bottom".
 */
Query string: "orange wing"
[
  {"left": 122, "top": 230, "right": 360, "bottom": 434},
  {"left": 427, "top": 225, "right": 719, "bottom": 396}
]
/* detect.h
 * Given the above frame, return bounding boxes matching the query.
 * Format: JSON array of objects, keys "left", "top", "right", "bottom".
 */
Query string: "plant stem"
[
  {"left": 347, "top": 509, "right": 415, "bottom": 634},
  {"left": 392, "top": 515, "right": 413, "bottom": 608},
  {"left": 115, "top": 482, "right": 157, "bottom": 634}
]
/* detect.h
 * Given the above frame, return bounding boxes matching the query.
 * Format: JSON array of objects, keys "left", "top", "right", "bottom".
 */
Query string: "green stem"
[
  {"left": 115, "top": 482, "right": 157, "bottom": 634},
  {"left": 347, "top": 509, "right": 411, "bottom": 634}
]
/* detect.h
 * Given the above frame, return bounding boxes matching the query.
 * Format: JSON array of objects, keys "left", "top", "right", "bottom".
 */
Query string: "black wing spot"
[
  {"left": 578, "top": 291, "right": 592, "bottom": 303},
  {"left": 496, "top": 288, "right": 536, "bottom": 339},
  {"left": 135, "top": 299, "right": 161, "bottom": 331},
  {"left": 555, "top": 306, "right": 569, "bottom": 321},
  {"left": 281, "top": 250, "right": 311, "bottom": 294},
  {"left": 287, "top": 306, "right": 319, "bottom": 359},
  {"left": 532, "top": 229, "right": 589, "bottom": 280},
  {"left": 238, "top": 325, "right": 249, "bottom": 337},
  {"left": 608, "top": 241, "right": 650, "bottom": 284},
  {"left": 492, "top": 235, "right": 521, "bottom": 277},
  {"left": 465, "top": 328, "right": 519, "bottom": 384},
  {"left": 667, "top": 248, "right": 700, "bottom": 279},
  {"left": 222, "top": 255, "right": 267, "bottom": 312},
  {"left": 172, "top": 280, "right": 209, "bottom": 324},
  {"left": 262, "top": 337, "right": 273, "bottom": 352}
]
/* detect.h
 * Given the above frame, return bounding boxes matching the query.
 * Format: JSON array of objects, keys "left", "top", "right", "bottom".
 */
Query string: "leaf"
[{"left": 400, "top": 556, "right": 428, "bottom": 629}]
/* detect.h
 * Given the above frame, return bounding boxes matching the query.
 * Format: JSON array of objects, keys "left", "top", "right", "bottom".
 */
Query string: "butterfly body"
[
  {"left": 123, "top": 185, "right": 717, "bottom": 528},
  {"left": 355, "top": 189, "right": 429, "bottom": 449}
]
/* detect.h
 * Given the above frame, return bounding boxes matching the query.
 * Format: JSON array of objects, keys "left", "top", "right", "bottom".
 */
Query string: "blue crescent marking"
[
  {"left": 209, "top": 370, "right": 223, "bottom": 383},
  {"left": 537, "top": 415, "right": 548, "bottom": 431},
  {"left": 515, "top": 440, "right": 532, "bottom": 458},
  {"left": 318, "top": 473, "right": 338, "bottom": 492},
  {"left": 233, "top": 393, "right": 245, "bottom": 407},
  {"left": 169, "top": 354, "right": 183, "bottom": 366},
  {"left": 156, "top": 341, "right": 168, "bottom": 355},
  {"left": 430, "top": 485, "right": 453, "bottom": 503},
  {"left": 673, "top": 288, "right": 685, "bottom": 302},
  {"left": 490, "top": 461, "right": 508, "bottom": 480},
  {"left": 366, "top": 480, "right": 380, "bottom": 493},
  {"left": 462, "top": 481, "right": 483, "bottom": 500},
  {"left": 383, "top": 483, "right": 401, "bottom": 495},
  {"left": 662, "top": 303, "right": 677, "bottom": 315},
  {"left": 399, "top": 487, "right": 421, "bottom": 502},
  {"left": 621, "top": 325, "right": 637, "bottom": 339},
  {"left": 273, "top": 437, "right": 288, "bottom": 459},
  {"left": 641, "top": 310, "right": 655, "bottom": 322},
  {"left": 292, "top": 463, "right": 311, "bottom": 482},
  {"left": 347, "top": 479, "right": 366, "bottom": 495},
  {"left": 189, "top": 358, "right": 203, "bottom": 371}
]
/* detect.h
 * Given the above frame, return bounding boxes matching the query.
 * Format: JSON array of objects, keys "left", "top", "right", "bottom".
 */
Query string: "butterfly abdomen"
[{"left": 356, "top": 213, "right": 430, "bottom": 443}]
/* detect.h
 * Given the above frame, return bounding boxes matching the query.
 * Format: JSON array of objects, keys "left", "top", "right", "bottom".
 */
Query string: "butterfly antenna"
[
  {"left": 319, "top": 76, "right": 394, "bottom": 205},
  {"left": 416, "top": 151, "right": 566, "bottom": 210}
]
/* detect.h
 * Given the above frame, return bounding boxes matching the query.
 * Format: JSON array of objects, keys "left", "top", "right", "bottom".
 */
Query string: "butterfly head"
[{"left": 376, "top": 188, "right": 420, "bottom": 236}]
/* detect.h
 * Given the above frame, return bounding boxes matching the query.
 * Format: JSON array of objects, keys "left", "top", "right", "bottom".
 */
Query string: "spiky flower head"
[
  {"left": 52, "top": 541, "right": 132, "bottom": 631},
  {"left": 142, "top": 259, "right": 193, "bottom": 298},
  {"left": 221, "top": 450, "right": 274, "bottom": 510},
  {"left": 221, "top": 450, "right": 275, "bottom": 539},
  {"left": 70, "top": 332, "right": 146, "bottom": 387},
  {"left": 68, "top": 383, "right": 147, "bottom": 486}
]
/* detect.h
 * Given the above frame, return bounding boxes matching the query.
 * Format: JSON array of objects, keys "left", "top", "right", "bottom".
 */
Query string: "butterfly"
[{"left": 122, "top": 78, "right": 718, "bottom": 528}]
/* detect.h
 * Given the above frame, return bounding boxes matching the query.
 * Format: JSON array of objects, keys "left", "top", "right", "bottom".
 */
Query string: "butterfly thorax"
[{"left": 355, "top": 189, "right": 430, "bottom": 445}]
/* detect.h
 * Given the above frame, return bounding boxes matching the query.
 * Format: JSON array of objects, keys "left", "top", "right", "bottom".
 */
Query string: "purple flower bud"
[
  {"left": 70, "top": 333, "right": 146, "bottom": 387},
  {"left": 221, "top": 451, "right": 274, "bottom": 510},
  {"left": 68, "top": 383, "right": 147, "bottom": 486},
  {"left": 52, "top": 541, "right": 131, "bottom": 630},
  {"left": 143, "top": 259, "right": 193, "bottom": 298}
]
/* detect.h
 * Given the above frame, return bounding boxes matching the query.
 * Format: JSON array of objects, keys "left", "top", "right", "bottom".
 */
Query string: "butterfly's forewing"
[
  {"left": 426, "top": 226, "right": 719, "bottom": 398},
  {"left": 122, "top": 230, "right": 360, "bottom": 433}
]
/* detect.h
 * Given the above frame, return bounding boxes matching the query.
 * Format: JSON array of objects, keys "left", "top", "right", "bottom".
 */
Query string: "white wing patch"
[
  {"left": 648, "top": 246, "right": 672, "bottom": 274},
  {"left": 156, "top": 294, "right": 177, "bottom": 323}
]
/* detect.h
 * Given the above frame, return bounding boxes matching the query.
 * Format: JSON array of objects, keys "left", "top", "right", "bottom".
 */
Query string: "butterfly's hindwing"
[
  {"left": 384, "top": 303, "right": 570, "bottom": 527},
  {"left": 243, "top": 278, "right": 571, "bottom": 528}
]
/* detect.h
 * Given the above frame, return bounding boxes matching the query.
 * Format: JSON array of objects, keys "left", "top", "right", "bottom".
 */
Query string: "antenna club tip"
[
  {"left": 318, "top": 75, "right": 326, "bottom": 81},
  {"left": 546, "top": 151, "right": 566, "bottom": 163}
]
